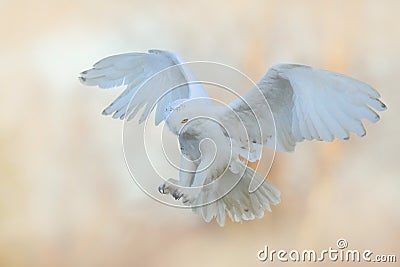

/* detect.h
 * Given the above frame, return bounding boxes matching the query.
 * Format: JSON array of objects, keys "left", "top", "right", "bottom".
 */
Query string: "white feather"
[
  {"left": 79, "top": 50, "right": 209, "bottom": 124},
  {"left": 229, "top": 63, "right": 386, "bottom": 152},
  {"left": 81, "top": 51, "right": 386, "bottom": 227}
]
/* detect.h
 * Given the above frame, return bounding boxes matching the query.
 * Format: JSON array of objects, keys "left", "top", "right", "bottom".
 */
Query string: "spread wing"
[
  {"left": 229, "top": 63, "right": 387, "bottom": 152},
  {"left": 79, "top": 49, "right": 209, "bottom": 124}
]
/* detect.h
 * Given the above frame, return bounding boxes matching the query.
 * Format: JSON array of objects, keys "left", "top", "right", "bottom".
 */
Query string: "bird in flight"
[{"left": 79, "top": 49, "right": 386, "bottom": 226}]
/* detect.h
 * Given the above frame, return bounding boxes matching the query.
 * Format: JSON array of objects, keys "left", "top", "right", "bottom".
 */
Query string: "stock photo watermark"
[{"left": 257, "top": 238, "right": 397, "bottom": 263}]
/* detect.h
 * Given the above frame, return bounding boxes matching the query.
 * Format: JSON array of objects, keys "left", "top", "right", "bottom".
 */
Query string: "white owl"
[{"left": 80, "top": 50, "right": 386, "bottom": 226}]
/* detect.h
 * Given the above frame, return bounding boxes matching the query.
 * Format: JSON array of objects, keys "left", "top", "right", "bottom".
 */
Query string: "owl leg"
[
  {"left": 159, "top": 155, "right": 197, "bottom": 201},
  {"left": 180, "top": 161, "right": 210, "bottom": 205}
]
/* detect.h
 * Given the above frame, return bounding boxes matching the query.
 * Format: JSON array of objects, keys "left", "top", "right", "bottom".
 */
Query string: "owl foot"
[{"left": 158, "top": 178, "right": 178, "bottom": 195}]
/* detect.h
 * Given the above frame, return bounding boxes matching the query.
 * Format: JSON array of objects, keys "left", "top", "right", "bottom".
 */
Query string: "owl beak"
[{"left": 181, "top": 118, "right": 188, "bottom": 124}]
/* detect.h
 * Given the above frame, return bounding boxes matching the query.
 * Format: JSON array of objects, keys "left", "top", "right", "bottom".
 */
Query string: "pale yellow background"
[{"left": 1, "top": 0, "right": 399, "bottom": 266}]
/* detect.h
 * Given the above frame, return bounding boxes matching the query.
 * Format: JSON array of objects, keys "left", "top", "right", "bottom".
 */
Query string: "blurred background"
[{"left": 1, "top": 0, "right": 399, "bottom": 266}]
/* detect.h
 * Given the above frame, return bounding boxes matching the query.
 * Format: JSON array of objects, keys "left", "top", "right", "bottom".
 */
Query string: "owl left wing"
[{"left": 229, "top": 63, "right": 387, "bottom": 153}]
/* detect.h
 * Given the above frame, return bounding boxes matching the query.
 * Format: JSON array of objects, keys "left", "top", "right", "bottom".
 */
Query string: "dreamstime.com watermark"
[{"left": 257, "top": 239, "right": 397, "bottom": 263}]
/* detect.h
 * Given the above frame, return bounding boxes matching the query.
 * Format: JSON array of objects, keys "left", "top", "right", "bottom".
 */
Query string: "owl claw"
[
  {"left": 158, "top": 178, "right": 179, "bottom": 195},
  {"left": 158, "top": 179, "right": 194, "bottom": 203},
  {"left": 172, "top": 189, "right": 184, "bottom": 200},
  {"left": 158, "top": 179, "right": 182, "bottom": 199},
  {"left": 158, "top": 183, "right": 167, "bottom": 194}
]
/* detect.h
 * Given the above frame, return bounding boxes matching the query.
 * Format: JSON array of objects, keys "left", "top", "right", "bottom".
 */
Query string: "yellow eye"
[{"left": 181, "top": 118, "right": 188, "bottom": 124}]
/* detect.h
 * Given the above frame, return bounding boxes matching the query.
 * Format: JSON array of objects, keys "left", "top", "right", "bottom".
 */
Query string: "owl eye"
[{"left": 181, "top": 118, "right": 188, "bottom": 124}]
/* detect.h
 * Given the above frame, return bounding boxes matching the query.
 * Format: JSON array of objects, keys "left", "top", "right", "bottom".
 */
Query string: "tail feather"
[{"left": 191, "top": 164, "right": 281, "bottom": 226}]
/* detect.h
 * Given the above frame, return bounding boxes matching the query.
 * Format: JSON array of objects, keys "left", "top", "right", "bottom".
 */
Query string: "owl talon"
[
  {"left": 158, "top": 183, "right": 167, "bottom": 194},
  {"left": 158, "top": 178, "right": 179, "bottom": 196},
  {"left": 172, "top": 189, "right": 183, "bottom": 200}
]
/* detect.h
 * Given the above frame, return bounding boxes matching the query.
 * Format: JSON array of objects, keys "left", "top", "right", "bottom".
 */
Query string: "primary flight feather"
[{"left": 79, "top": 49, "right": 386, "bottom": 226}]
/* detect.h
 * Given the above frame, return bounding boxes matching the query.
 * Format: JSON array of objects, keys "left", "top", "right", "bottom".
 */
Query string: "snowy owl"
[{"left": 79, "top": 49, "right": 386, "bottom": 226}]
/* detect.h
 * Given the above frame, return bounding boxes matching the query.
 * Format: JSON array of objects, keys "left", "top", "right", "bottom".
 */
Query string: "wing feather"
[
  {"left": 229, "top": 63, "right": 386, "bottom": 153},
  {"left": 79, "top": 50, "right": 209, "bottom": 124}
]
